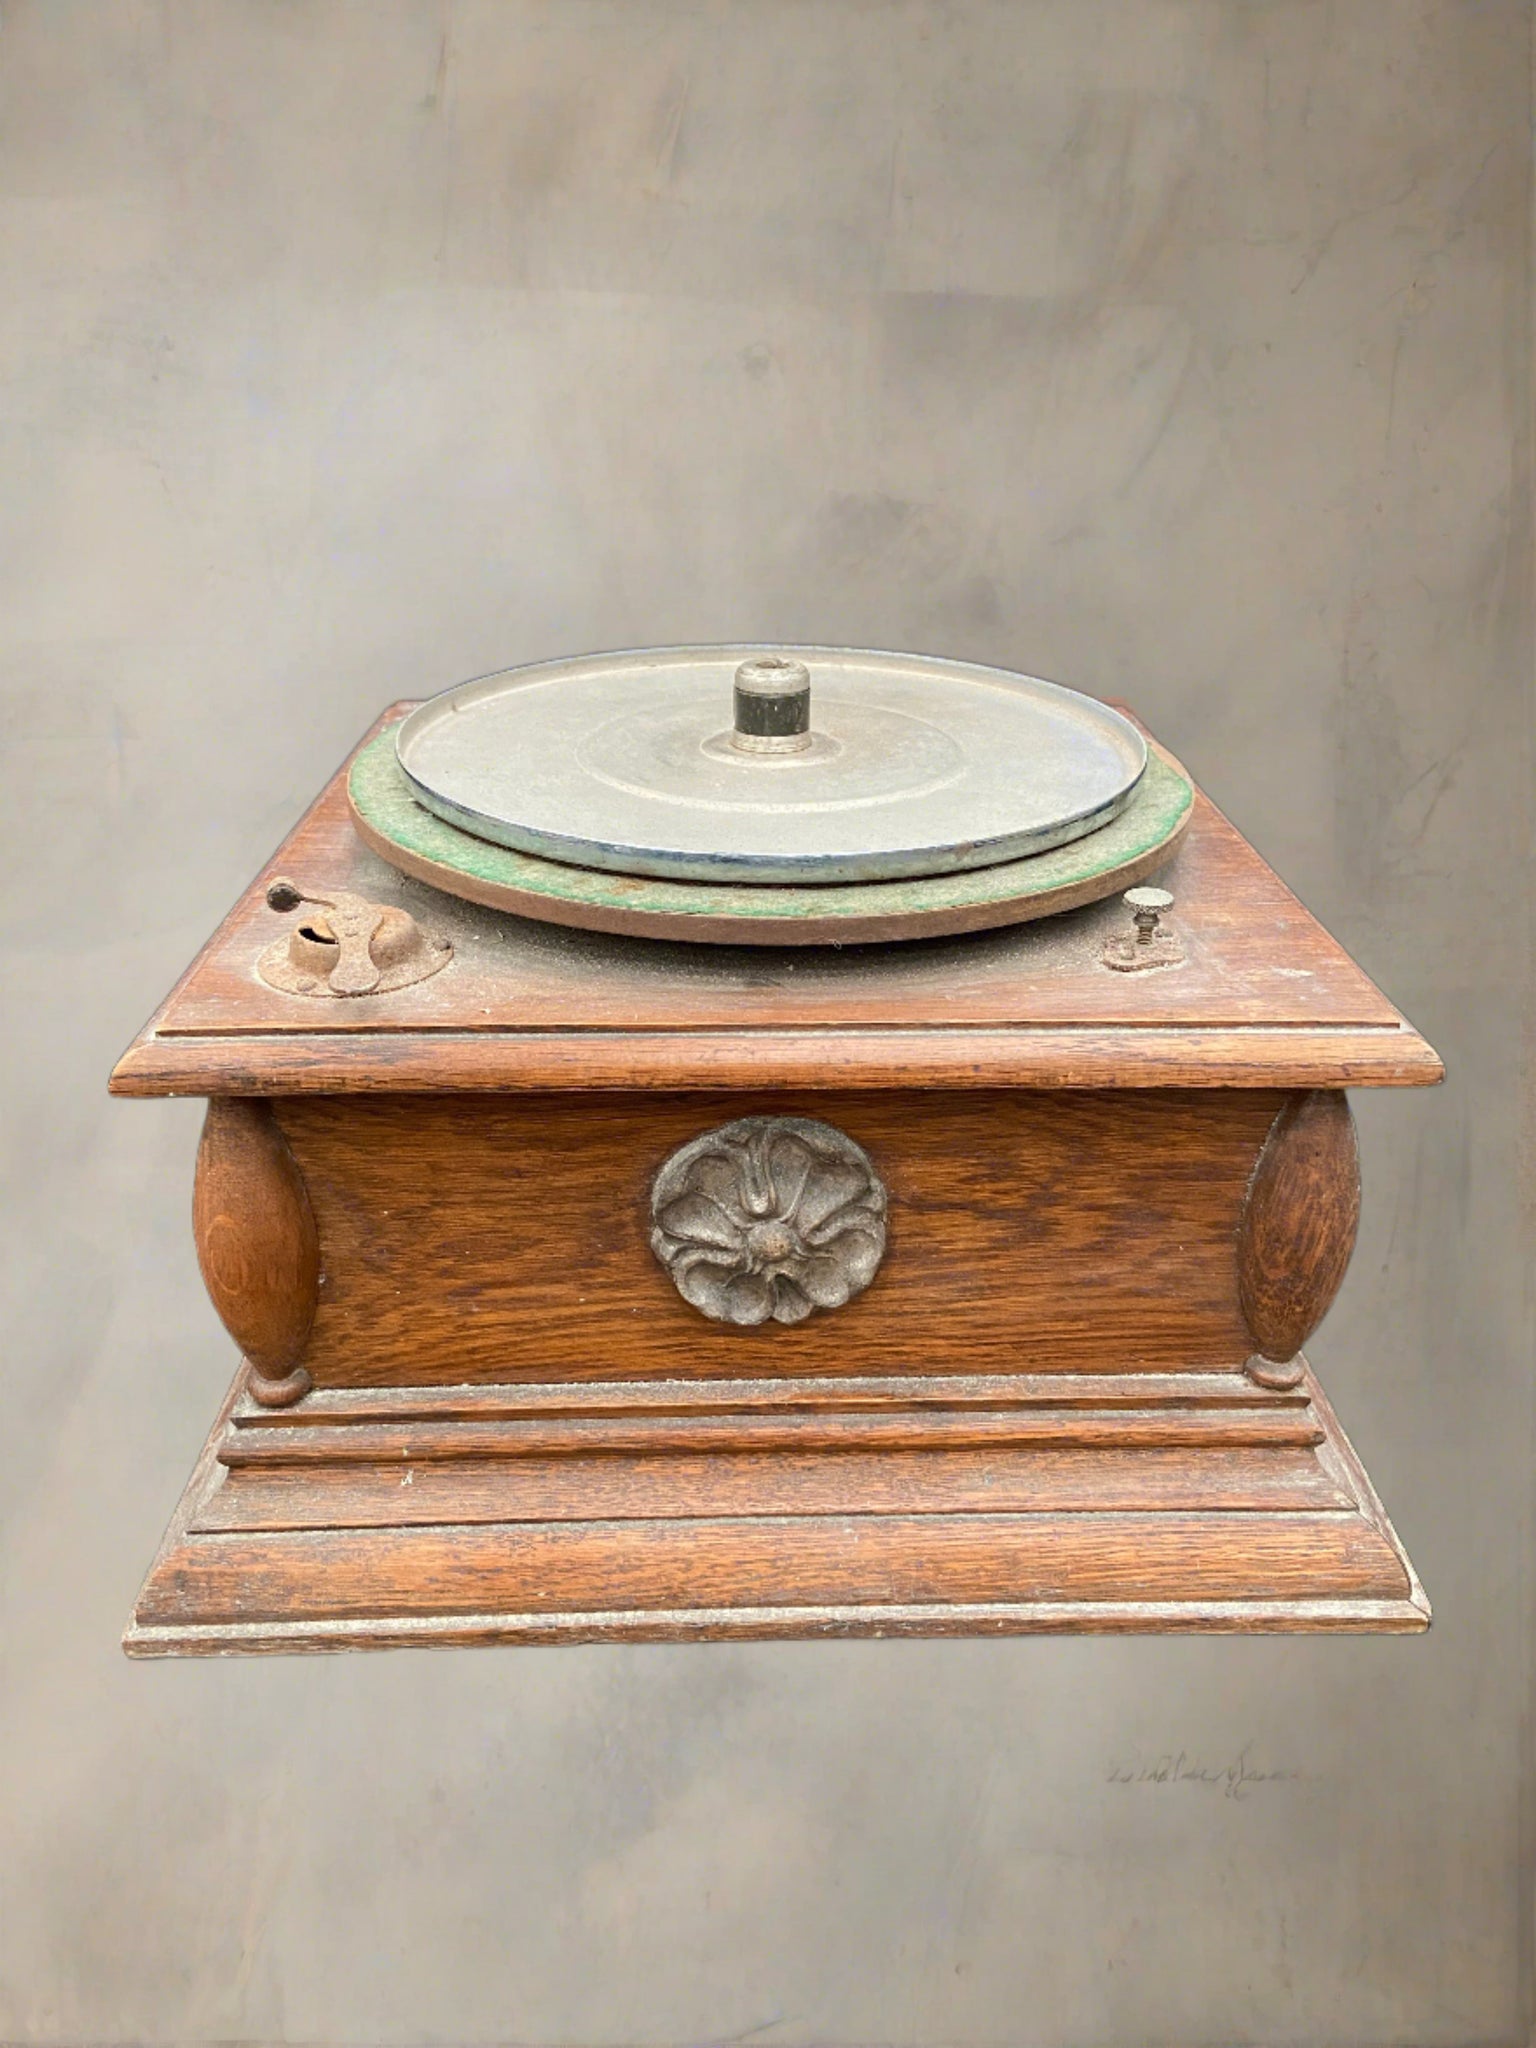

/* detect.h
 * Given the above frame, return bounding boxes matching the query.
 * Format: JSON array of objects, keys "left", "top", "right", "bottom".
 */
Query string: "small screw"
[{"left": 1124, "top": 885, "right": 1174, "bottom": 944}]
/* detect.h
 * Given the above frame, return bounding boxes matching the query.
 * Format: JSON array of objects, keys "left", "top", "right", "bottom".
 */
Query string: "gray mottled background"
[{"left": 0, "top": 2, "right": 1529, "bottom": 2043}]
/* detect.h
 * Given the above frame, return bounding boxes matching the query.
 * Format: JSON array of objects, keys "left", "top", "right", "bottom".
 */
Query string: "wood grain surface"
[
  {"left": 124, "top": 1356, "right": 1424, "bottom": 1652},
  {"left": 193, "top": 1447, "right": 1352, "bottom": 1532},
  {"left": 192, "top": 1098, "right": 318, "bottom": 1406},
  {"left": 109, "top": 704, "right": 1443, "bottom": 1096},
  {"left": 1239, "top": 1091, "right": 1363, "bottom": 1387},
  {"left": 216, "top": 1408, "right": 1325, "bottom": 1465},
  {"left": 138, "top": 1512, "right": 1408, "bottom": 1623},
  {"left": 270, "top": 1088, "right": 1286, "bottom": 1386},
  {"left": 230, "top": 1370, "right": 1315, "bottom": 1420},
  {"left": 123, "top": 1343, "right": 1433, "bottom": 1662},
  {"left": 110, "top": 1022, "right": 1444, "bottom": 1096},
  {"left": 117, "top": 706, "right": 1435, "bottom": 1654}
]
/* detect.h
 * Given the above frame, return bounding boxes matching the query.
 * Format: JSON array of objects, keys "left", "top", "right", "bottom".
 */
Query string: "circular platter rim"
[
  {"left": 349, "top": 720, "right": 1194, "bottom": 947},
  {"left": 391, "top": 644, "right": 1150, "bottom": 886}
]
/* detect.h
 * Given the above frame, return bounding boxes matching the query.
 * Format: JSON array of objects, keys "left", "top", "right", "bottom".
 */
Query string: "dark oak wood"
[
  {"left": 217, "top": 1408, "right": 1324, "bottom": 1465},
  {"left": 117, "top": 702, "right": 1439, "bottom": 1654},
  {"left": 109, "top": 1022, "right": 1443, "bottom": 1097},
  {"left": 1238, "top": 1091, "right": 1362, "bottom": 1389},
  {"left": 140, "top": 1512, "right": 1407, "bottom": 1620},
  {"left": 272, "top": 1088, "right": 1281, "bottom": 1387},
  {"left": 231, "top": 1370, "right": 1315, "bottom": 1420},
  {"left": 109, "top": 705, "right": 1443, "bottom": 1098},
  {"left": 194, "top": 1448, "right": 1352, "bottom": 1532},
  {"left": 205, "top": 1373, "right": 1330, "bottom": 1528},
  {"left": 127, "top": 1600, "right": 1430, "bottom": 1651},
  {"left": 123, "top": 1358, "right": 1425, "bottom": 1653},
  {"left": 192, "top": 1099, "right": 319, "bottom": 1407}
]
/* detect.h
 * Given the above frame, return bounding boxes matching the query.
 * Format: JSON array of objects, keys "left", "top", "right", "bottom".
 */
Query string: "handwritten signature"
[{"left": 1106, "top": 1745, "right": 1301, "bottom": 1802}]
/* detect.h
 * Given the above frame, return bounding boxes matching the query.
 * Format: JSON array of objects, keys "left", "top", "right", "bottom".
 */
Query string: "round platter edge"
[
  {"left": 349, "top": 723, "right": 1195, "bottom": 946},
  {"left": 390, "top": 645, "right": 1150, "bottom": 886}
]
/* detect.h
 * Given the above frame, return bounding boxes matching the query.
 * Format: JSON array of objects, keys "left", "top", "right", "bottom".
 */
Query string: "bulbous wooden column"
[
  {"left": 1237, "top": 1090, "right": 1361, "bottom": 1390},
  {"left": 193, "top": 1098, "right": 319, "bottom": 1407}
]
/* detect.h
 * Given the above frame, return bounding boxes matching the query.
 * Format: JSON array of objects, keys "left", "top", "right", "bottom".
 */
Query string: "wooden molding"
[
  {"left": 193, "top": 1098, "right": 320, "bottom": 1407},
  {"left": 122, "top": 1358, "right": 1426, "bottom": 1654},
  {"left": 114, "top": 703, "right": 1436, "bottom": 1655},
  {"left": 107, "top": 704, "right": 1444, "bottom": 1102},
  {"left": 1237, "top": 1091, "right": 1361, "bottom": 1389},
  {"left": 268, "top": 1090, "right": 1286, "bottom": 1388}
]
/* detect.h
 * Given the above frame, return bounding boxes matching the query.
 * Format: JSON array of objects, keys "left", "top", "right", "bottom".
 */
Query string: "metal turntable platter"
[{"left": 394, "top": 644, "right": 1147, "bottom": 886}]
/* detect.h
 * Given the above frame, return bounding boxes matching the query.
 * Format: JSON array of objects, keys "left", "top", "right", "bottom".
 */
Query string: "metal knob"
[
  {"left": 1124, "top": 885, "right": 1174, "bottom": 943},
  {"left": 732, "top": 656, "right": 813, "bottom": 754},
  {"left": 1102, "top": 884, "right": 1182, "bottom": 974}
]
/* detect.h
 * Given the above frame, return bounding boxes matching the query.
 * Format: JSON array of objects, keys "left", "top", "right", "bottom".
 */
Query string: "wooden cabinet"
[{"left": 112, "top": 709, "right": 1440, "bottom": 1653}]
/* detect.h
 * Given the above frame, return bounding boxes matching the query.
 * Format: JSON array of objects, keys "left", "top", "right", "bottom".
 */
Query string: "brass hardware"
[{"left": 258, "top": 878, "right": 452, "bottom": 998}]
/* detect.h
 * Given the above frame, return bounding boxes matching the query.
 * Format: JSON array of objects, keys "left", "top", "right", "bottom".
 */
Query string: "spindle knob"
[{"left": 732, "top": 656, "right": 813, "bottom": 754}]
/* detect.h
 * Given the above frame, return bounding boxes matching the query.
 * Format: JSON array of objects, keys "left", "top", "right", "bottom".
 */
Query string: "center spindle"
[{"left": 731, "top": 656, "right": 813, "bottom": 754}]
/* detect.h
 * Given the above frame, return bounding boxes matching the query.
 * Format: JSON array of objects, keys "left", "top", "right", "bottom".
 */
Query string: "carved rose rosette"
[{"left": 650, "top": 1116, "right": 887, "bottom": 1326}]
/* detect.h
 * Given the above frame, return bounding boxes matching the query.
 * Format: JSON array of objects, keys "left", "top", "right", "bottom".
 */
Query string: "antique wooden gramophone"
[{"left": 112, "top": 646, "right": 1440, "bottom": 1655}]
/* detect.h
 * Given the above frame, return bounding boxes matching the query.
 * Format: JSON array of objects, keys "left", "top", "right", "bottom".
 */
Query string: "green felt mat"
[{"left": 349, "top": 724, "right": 1193, "bottom": 926}]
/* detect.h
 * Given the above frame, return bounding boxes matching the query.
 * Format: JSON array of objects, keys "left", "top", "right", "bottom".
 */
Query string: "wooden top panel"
[{"left": 111, "top": 707, "right": 1441, "bottom": 1095}]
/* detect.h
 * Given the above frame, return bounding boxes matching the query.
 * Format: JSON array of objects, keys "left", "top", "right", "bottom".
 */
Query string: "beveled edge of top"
[
  {"left": 107, "top": 701, "right": 1445, "bottom": 1099},
  {"left": 109, "top": 1022, "right": 1445, "bottom": 1097}
]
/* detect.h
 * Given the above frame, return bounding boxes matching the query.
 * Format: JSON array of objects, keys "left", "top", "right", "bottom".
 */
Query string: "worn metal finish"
[
  {"left": 1125, "top": 886, "right": 1175, "bottom": 931},
  {"left": 731, "top": 655, "right": 814, "bottom": 750},
  {"left": 354, "top": 725, "right": 1194, "bottom": 945},
  {"left": 1102, "top": 885, "right": 1185, "bottom": 973},
  {"left": 650, "top": 1116, "right": 887, "bottom": 1326},
  {"left": 257, "top": 879, "right": 452, "bottom": 998},
  {"left": 394, "top": 644, "right": 1148, "bottom": 885}
]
